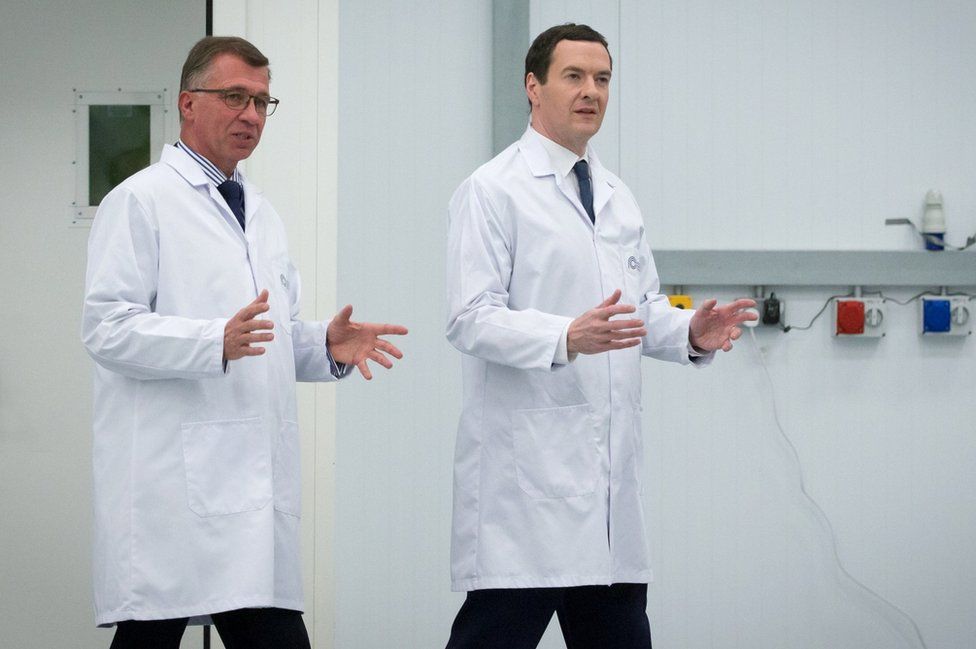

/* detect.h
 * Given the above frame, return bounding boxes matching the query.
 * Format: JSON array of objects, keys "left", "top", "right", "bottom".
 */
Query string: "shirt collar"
[
  {"left": 528, "top": 123, "right": 589, "bottom": 180},
  {"left": 175, "top": 140, "right": 242, "bottom": 186}
]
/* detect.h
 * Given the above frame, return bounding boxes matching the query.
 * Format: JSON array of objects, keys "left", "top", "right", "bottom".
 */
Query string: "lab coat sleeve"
[
  {"left": 446, "top": 177, "right": 572, "bottom": 370},
  {"left": 637, "top": 243, "right": 714, "bottom": 366},
  {"left": 290, "top": 320, "right": 345, "bottom": 382},
  {"left": 282, "top": 257, "right": 344, "bottom": 382},
  {"left": 82, "top": 186, "right": 226, "bottom": 380}
]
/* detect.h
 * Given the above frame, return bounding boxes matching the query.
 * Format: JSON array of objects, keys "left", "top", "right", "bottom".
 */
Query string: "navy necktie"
[
  {"left": 572, "top": 159, "right": 595, "bottom": 224},
  {"left": 217, "top": 179, "right": 245, "bottom": 231}
]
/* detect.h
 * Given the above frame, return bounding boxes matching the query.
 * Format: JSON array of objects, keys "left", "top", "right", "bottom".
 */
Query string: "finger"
[
  {"left": 243, "top": 333, "right": 275, "bottom": 344},
  {"left": 333, "top": 304, "right": 353, "bottom": 325},
  {"left": 356, "top": 360, "right": 373, "bottom": 381},
  {"left": 729, "top": 327, "right": 742, "bottom": 341},
  {"left": 722, "top": 340, "right": 733, "bottom": 352},
  {"left": 607, "top": 318, "right": 645, "bottom": 331},
  {"left": 239, "top": 345, "right": 266, "bottom": 356},
  {"left": 368, "top": 350, "right": 393, "bottom": 369},
  {"left": 240, "top": 319, "right": 275, "bottom": 332},
  {"left": 370, "top": 323, "right": 408, "bottom": 336},
  {"left": 240, "top": 301, "right": 272, "bottom": 321},
  {"left": 254, "top": 289, "right": 270, "bottom": 304},
  {"left": 608, "top": 327, "right": 647, "bottom": 340},
  {"left": 727, "top": 298, "right": 756, "bottom": 311},
  {"left": 697, "top": 298, "right": 717, "bottom": 313},
  {"left": 374, "top": 339, "right": 404, "bottom": 359},
  {"left": 597, "top": 289, "right": 622, "bottom": 308},
  {"left": 607, "top": 337, "right": 642, "bottom": 350},
  {"left": 601, "top": 303, "right": 637, "bottom": 317}
]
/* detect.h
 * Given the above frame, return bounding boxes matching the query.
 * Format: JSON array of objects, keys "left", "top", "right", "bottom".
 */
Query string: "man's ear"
[
  {"left": 525, "top": 72, "right": 541, "bottom": 107},
  {"left": 177, "top": 91, "right": 193, "bottom": 122}
]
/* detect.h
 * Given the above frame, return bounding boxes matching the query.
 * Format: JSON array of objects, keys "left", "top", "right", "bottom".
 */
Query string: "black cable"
[
  {"left": 781, "top": 293, "right": 852, "bottom": 332},
  {"left": 875, "top": 290, "right": 932, "bottom": 306},
  {"left": 779, "top": 289, "right": 975, "bottom": 334},
  {"left": 865, "top": 289, "right": 976, "bottom": 305}
]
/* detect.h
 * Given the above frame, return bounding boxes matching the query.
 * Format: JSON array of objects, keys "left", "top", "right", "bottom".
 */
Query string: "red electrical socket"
[{"left": 836, "top": 300, "right": 865, "bottom": 335}]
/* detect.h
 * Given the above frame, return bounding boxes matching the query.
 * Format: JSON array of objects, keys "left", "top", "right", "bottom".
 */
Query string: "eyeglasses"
[{"left": 188, "top": 88, "right": 279, "bottom": 116}]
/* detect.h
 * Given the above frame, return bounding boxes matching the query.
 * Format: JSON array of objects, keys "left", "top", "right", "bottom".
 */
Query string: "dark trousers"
[
  {"left": 109, "top": 607, "right": 311, "bottom": 649},
  {"left": 445, "top": 584, "right": 652, "bottom": 649}
]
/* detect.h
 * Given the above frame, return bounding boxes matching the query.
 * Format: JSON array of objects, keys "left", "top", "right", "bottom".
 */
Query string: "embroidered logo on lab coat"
[
  {"left": 280, "top": 273, "right": 289, "bottom": 289},
  {"left": 628, "top": 256, "right": 641, "bottom": 271}
]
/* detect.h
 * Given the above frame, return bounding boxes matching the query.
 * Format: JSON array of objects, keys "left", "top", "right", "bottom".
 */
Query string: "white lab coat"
[
  {"left": 446, "top": 127, "right": 708, "bottom": 591},
  {"left": 82, "top": 145, "right": 337, "bottom": 626}
]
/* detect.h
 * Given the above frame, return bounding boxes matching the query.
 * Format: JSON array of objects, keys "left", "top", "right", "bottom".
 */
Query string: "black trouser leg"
[
  {"left": 109, "top": 617, "right": 189, "bottom": 649},
  {"left": 445, "top": 588, "right": 562, "bottom": 649},
  {"left": 211, "top": 607, "right": 311, "bottom": 649},
  {"left": 556, "top": 583, "right": 652, "bottom": 649}
]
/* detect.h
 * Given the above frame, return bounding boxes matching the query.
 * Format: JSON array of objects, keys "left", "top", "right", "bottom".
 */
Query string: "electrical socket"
[
  {"left": 668, "top": 295, "right": 693, "bottom": 310},
  {"left": 760, "top": 293, "right": 784, "bottom": 326},
  {"left": 833, "top": 297, "right": 886, "bottom": 337},
  {"left": 920, "top": 296, "right": 972, "bottom": 336}
]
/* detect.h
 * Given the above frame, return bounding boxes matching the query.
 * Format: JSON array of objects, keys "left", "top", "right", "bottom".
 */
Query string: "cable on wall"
[
  {"left": 779, "top": 293, "right": 852, "bottom": 332},
  {"left": 778, "top": 289, "right": 975, "bottom": 333},
  {"left": 747, "top": 328, "right": 929, "bottom": 649}
]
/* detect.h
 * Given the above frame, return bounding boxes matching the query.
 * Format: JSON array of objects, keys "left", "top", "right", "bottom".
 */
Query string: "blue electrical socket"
[{"left": 922, "top": 299, "right": 951, "bottom": 333}]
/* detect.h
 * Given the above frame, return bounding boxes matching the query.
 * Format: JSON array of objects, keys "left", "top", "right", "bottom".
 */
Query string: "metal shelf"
[{"left": 653, "top": 250, "right": 976, "bottom": 287}]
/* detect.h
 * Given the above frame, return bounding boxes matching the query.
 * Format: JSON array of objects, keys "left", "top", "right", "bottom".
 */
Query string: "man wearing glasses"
[{"left": 82, "top": 36, "right": 407, "bottom": 648}]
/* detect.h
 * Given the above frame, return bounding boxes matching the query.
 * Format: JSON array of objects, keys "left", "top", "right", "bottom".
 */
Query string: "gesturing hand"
[
  {"left": 327, "top": 305, "right": 409, "bottom": 380},
  {"left": 224, "top": 289, "right": 275, "bottom": 362},
  {"left": 567, "top": 289, "right": 647, "bottom": 355},
  {"left": 688, "top": 298, "right": 757, "bottom": 352}
]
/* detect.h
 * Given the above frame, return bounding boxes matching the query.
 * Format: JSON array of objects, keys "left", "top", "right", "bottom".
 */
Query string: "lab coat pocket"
[
  {"left": 182, "top": 417, "right": 272, "bottom": 516},
  {"left": 513, "top": 404, "right": 599, "bottom": 499},
  {"left": 274, "top": 420, "right": 301, "bottom": 517}
]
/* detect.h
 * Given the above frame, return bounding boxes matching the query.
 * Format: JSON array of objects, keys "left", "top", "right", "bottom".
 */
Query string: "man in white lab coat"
[
  {"left": 82, "top": 36, "right": 407, "bottom": 649},
  {"left": 444, "top": 24, "right": 755, "bottom": 648}
]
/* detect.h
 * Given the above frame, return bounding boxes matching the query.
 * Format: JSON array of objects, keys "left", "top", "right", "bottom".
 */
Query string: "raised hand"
[
  {"left": 224, "top": 289, "right": 275, "bottom": 361},
  {"left": 688, "top": 298, "right": 757, "bottom": 352},
  {"left": 327, "top": 305, "right": 409, "bottom": 380},
  {"left": 567, "top": 289, "right": 647, "bottom": 355}
]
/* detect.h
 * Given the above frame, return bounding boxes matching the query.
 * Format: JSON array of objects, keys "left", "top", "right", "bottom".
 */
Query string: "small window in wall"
[{"left": 70, "top": 90, "right": 168, "bottom": 227}]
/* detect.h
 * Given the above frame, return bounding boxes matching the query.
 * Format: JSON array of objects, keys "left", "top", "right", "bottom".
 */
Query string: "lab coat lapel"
[
  {"left": 238, "top": 171, "right": 263, "bottom": 230},
  {"left": 160, "top": 145, "right": 247, "bottom": 241},
  {"left": 517, "top": 129, "right": 594, "bottom": 227},
  {"left": 587, "top": 149, "right": 618, "bottom": 219}
]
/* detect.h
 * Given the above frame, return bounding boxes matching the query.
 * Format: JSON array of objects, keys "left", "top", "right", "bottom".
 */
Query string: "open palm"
[
  {"left": 327, "top": 305, "right": 408, "bottom": 379},
  {"left": 688, "top": 298, "right": 757, "bottom": 352}
]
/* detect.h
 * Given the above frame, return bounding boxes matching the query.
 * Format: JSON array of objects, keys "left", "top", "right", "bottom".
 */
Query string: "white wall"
[
  {"left": 0, "top": 2, "right": 203, "bottom": 647},
  {"left": 333, "top": 1, "right": 492, "bottom": 647},
  {"left": 617, "top": 0, "right": 976, "bottom": 251}
]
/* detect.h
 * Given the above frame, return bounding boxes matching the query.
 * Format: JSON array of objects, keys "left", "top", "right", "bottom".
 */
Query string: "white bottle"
[{"left": 922, "top": 190, "right": 946, "bottom": 250}]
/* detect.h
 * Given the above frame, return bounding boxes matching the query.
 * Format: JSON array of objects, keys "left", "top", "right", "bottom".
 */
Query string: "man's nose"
[
  {"left": 239, "top": 97, "right": 263, "bottom": 122},
  {"left": 581, "top": 76, "right": 598, "bottom": 98}
]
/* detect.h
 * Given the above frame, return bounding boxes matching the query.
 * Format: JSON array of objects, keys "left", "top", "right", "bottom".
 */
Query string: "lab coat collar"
[
  {"left": 517, "top": 126, "right": 618, "bottom": 224},
  {"left": 160, "top": 145, "right": 264, "bottom": 234},
  {"left": 587, "top": 148, "right": 617, "bottom": 219}
]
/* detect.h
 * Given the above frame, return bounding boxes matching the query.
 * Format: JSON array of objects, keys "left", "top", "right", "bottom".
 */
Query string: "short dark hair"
[
  {"left": 524, "top": 23, "right": 611, "bottom": 87},
  {"left": 180, "top": 36, "right": 270, "bottom": 92}
]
